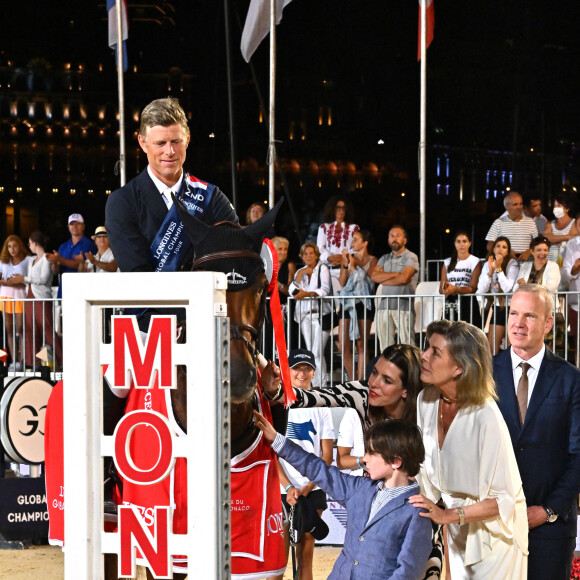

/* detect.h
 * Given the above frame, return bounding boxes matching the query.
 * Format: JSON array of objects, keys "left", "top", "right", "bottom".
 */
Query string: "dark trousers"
[{"left": 528, "top": 534, "right": 575, "bottom": 580}]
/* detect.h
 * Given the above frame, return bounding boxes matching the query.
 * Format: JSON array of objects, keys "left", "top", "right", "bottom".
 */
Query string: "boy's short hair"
[{"left": 364, "top": 419, "right": 425, "bottom": 477}]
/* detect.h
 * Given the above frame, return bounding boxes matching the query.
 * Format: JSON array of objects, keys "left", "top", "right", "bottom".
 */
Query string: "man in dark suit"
[
  {"left": 105, "top": 97, "right": 237, "bottom": 273},
  {"left": 494, "top": 283, "right": 580, "bottom": 579}
]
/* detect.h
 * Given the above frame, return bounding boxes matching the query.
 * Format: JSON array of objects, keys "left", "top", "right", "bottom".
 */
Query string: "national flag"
[
  {"left": 417, "top": 0, "right": 434, "bottom": 61},
  {"left": 240, "top": 0, "right": 293, "bottom": 63},
  {"left": 107, "top": 0, "right": 129, "bottom": 71}
]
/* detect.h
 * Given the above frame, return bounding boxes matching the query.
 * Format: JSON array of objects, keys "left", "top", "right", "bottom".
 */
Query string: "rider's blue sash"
[{"left": 149, "top": 174, "right": 216, "bottom": 272}]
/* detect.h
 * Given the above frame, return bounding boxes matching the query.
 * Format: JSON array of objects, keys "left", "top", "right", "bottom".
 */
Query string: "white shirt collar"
[
  {"left": 147, "top": 165, "right": 184, "bottom": 197},
  {"left": 510, "top": 344, "right": 546, "bottom": 372}
]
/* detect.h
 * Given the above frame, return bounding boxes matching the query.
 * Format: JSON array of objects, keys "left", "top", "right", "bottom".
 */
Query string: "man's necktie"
[
  {"left": 162, "top": 188, "right": 174, "bottom": 209},
  {"left": 517, "top": 362, "right": 531, "bottom": 425}
]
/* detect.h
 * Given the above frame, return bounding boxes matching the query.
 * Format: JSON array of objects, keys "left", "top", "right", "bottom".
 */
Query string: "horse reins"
[{"left": 190, "top": 249, "right": 261, "bottom": 270}]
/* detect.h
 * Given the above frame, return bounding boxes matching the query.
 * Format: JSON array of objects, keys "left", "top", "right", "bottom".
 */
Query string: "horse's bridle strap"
[{"left": 191, "top": 250, "right": 262, "bottom": 270}]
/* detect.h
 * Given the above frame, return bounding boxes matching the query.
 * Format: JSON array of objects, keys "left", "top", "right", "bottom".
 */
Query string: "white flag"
[
  {"left": 240, "top": 0, "right": 293, "bottom": 63},
  {"left": 107, "top": 0, "right": 129, "bottom": 49}
]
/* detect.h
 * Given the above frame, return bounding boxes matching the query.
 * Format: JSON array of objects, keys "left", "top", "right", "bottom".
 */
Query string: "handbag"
[
  {"left": 321, "top": 311, "right": 338, "bottom": 331},
  {"left": 317, "top": 264, "right": 338, "bottom": 331}
]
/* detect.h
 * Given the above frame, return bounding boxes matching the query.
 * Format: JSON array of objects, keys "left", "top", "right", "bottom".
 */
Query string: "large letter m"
[{"left": 112, "top": 316, "right": 176, "bottom": 389}]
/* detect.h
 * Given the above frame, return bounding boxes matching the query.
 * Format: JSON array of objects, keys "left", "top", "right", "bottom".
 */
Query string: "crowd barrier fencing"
[
  {"left": 261, "top": 289, "right": 580, "bottom": 386},
  {"left": 0, "top": 297, "right": 62, "bottom": 378},
  {"left": 0, "top": 287, "right": 577, "bottom": 385}
]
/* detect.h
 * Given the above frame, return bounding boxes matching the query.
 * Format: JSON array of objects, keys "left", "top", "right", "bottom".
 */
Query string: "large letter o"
[{"left": 113, "top": 410, "right": 175, "bottom": 485}]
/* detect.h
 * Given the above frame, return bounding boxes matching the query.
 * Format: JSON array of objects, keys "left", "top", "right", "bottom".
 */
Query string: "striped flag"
[
  {"left": 417, "top": 0, "right": 434, "bottom": 61},
  {"left": 240, "top": 0, "right": 293, "bottom": 63},
  {"left": 107, "top": 0, "right": 129, "bottom": 71}
]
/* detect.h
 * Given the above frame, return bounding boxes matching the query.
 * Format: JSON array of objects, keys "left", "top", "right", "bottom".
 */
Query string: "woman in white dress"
[
  {"left": 439, "top": 231, "right": 482, "bottom": 327},
  {"left": 409, "top": 319, "right": 528, "bottom": 579}
]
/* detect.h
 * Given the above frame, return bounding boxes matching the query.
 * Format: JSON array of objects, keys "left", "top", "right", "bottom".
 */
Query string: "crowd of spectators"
[
  {"left": 4, "top": 188, "right": 580, "bottom": 378},
  {"left": 0, "top": 214, "right": 118, "bottom": 372},
  {"left": 266, "top": 189, "right": 580, "bottom": 386}
]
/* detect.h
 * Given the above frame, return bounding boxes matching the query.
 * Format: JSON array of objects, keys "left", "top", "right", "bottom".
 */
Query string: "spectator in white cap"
[
  {"left": 46, "top": 213, "right": 96, "bottom": 298},
  {"left": 78, "top": 226, "right": 118, "bottom": 273},
  {"left": 275, "top": 348, "right": 334, "bottom": 580}
]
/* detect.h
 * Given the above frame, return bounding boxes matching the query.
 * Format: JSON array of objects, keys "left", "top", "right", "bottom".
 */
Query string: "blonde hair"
[
  {"left": 513, "top": 283, "right": 554, "bottom": 317},
  {"left": 272, "top": 236, "right": 289, "bottom": 249},
  {"left": 299, "top": 241, "right": 320, "bottom": 260},
  {"left": 139, "top": 98, "right": 189, "bottom": 139},
  {"left": 426, "top": 319, "right": 497, "bottom": 406}
]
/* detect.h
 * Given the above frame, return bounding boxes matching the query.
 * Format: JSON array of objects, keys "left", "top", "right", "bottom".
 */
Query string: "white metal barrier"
[
  {"left": 61, "top": 272, "right": 230, "bottom": 579},
  {"left": 260, "top": 289, "right": 580, "bottom": 386}
]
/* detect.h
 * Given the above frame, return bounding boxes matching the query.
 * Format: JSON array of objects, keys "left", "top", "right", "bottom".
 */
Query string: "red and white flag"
[
  {"left": 240, "top": 0, "right": 293, "bottom": 63},
  {"left": 417, "top": 0, "right": 434, "bottom": 61}
]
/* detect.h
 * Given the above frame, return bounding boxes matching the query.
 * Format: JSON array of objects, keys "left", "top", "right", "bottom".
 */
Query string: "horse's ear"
[
  {"left": 244, "top": 197, "right": 284, "bottom": 243},
  {"left": 172, "top": 193, "right": 212, "bottom": 245}
]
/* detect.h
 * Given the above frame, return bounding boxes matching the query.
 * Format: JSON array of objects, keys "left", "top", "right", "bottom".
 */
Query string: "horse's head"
[{"left": 174, "top": 196, "right": 282, "bottom": 403}]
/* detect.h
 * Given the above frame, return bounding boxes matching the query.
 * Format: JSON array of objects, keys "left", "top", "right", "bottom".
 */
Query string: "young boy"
[{"left": 254, "top": 412, "right": 433, "bottom": 580}]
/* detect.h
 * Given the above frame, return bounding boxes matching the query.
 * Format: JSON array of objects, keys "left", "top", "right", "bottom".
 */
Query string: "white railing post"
[{"left": 62, "top": 271, "right": 229, "bottom": 579}]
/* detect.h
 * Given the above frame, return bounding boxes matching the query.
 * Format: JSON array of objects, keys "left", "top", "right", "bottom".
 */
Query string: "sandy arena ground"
[{"left": 0, "top": 544, "right": 342, "bottom": 579}]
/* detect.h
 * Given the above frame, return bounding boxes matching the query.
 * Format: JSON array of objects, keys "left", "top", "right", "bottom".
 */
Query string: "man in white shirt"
[{"left": 485, "top": 192, "right": 538, "bottom": 260}]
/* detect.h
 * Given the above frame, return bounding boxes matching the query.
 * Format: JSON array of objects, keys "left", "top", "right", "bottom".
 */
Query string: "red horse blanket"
[{"left": 44, "top": 376, "right": 285, "bottom": 578}]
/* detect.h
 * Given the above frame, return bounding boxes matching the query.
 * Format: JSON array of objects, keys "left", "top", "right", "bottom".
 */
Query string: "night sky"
[
  {"left": 4, "top": 0, "right": 580, "bottom": 154},
  {"left": 2, "top": 1, "right": 580, "bottom": 253}
]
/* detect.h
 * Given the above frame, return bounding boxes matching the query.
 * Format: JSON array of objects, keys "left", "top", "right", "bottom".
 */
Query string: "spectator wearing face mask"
[{"left": 542, "top": 192, "right": 577, "bottom": 265}]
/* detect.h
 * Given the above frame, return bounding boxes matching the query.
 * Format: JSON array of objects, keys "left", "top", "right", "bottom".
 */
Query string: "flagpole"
[
  {"left": 223, "top": 0, "right": 239, "bottom": 211},
  {"left": 267, "top": 0, "right": 276, "bottom": 208},
  {"left": 115, "top": 0, "right": 126, "bottom": 186},
  {"left": 419, "top": 0, "right": 427, "bottom": 283}
]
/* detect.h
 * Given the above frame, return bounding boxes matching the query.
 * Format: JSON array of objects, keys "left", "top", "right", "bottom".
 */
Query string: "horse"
[
  {"left": 168, "top": 197, "right": 283, "bottom": 456},
  {"left": 104, "top": 198, "right": 287, "bottom": 579}
]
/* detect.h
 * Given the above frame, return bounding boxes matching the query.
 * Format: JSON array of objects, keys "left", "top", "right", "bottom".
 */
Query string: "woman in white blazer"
[{"left": 513, "top": 236, "right": 560, "bottom": 292}]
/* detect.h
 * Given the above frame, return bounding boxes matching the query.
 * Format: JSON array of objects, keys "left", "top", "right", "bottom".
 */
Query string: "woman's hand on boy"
[
  {"left": 408, "top": 494, "right": 447, "bottom": 525},
  {"left": 253, "top": 410, "right": 278, "bottom": 442}
]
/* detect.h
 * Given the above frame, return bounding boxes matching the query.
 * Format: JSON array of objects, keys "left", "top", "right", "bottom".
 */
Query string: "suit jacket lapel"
[
  {"left": 522, "top": 349, "right": 560, "bottom": 430},
  {"left": 138, "top": 170, "right": 170, "bottom": 219},
  {"left": 495, "top": 349, "right": 520, "bottom": 428},
  {"left": 363, "top": 488, "right": 411, "bottom": 531}
]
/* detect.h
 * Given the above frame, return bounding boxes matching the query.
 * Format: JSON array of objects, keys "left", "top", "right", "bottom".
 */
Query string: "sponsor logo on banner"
[{"left": 0, "top": 377, "right": 53, "bottom": 464}]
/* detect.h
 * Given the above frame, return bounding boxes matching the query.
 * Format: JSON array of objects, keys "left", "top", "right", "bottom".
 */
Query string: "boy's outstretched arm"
[{"left": 254, "top": 410, "right": 367, "bottom": 505}]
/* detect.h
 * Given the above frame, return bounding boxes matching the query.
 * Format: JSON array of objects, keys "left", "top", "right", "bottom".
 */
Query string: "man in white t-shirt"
[{"left": 276, "top": 348, "right": 334, "bottom": 580}]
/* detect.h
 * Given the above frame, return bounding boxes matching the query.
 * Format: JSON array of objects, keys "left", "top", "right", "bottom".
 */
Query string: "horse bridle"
[{"left": 191, "top": 247, "right": 264, "bottom": 366}]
